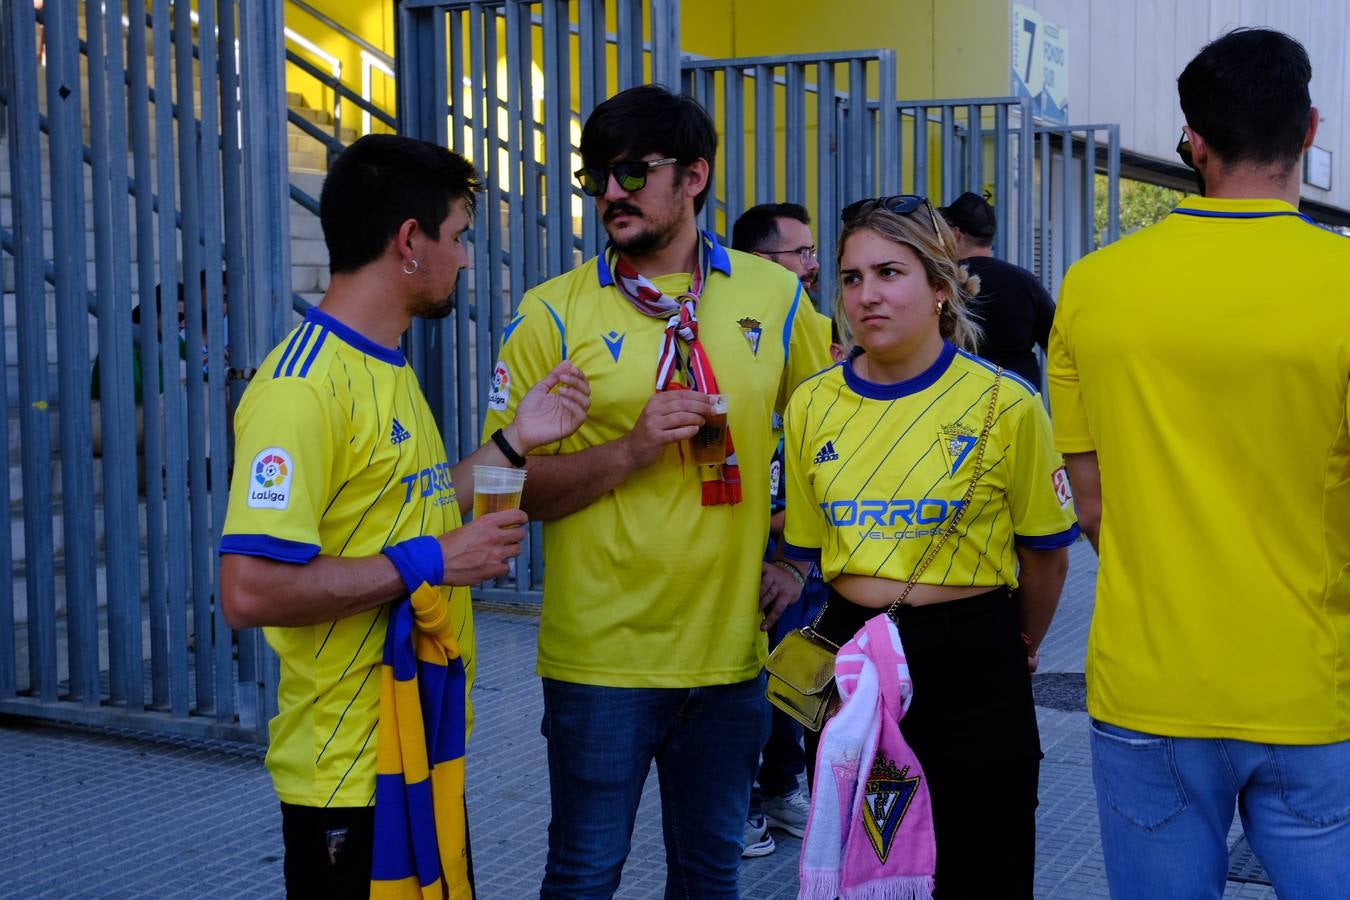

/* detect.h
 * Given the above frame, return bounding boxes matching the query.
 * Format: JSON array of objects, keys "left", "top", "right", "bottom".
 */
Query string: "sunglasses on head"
[
  {"left": 841, "top": 194, "right": 949, "bottom": 253},
  {"left": 574, "top": 157, "right": 678, "bottom": 197}
]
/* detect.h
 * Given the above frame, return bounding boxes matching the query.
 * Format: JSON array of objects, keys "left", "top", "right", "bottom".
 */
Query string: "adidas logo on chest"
[
  {"left": 814, "top": 440, "right": 839, "bottom": 464},
  {"left": 390, "top": 418, "right": 412, "bottom": 445}
]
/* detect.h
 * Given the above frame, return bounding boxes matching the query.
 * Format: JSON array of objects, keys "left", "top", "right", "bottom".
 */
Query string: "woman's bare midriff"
[{"left": 832, "top": 573, "right": 998, "bottom": 610}]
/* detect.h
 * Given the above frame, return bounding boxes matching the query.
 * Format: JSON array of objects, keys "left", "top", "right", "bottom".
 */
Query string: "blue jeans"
[
  {"left": 1091, "top": 719, "right": 1350, "bottom": 900},
  {"left": 539, "top": 675, "right": 769, "bottom": 899}
]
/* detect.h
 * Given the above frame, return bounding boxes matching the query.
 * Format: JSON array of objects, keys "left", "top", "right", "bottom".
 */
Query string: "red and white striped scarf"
[{"left": 607, "top": 235, "right": 741, "bottom": 505}]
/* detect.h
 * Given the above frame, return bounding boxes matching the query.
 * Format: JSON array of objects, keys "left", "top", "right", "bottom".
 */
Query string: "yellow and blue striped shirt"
[
  {"left": 783, "top": 343, "right": 1078, "bottom": 587},
  {"left": 222, "top": 307, "right": 475, "bottom": 808}
]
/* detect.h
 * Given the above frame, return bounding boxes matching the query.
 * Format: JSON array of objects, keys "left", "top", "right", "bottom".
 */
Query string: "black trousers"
[
  {"left": 280, "top": 803, "right": 376, "bottom": 900},
  {"left": 809, "top": 587, "right": 1042, "bottom": 900}
]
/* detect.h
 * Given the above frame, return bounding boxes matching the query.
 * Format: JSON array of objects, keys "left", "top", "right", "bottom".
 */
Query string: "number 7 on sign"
[{"left": 1022, "top": 18, "right": 1038, "bottom": 83}]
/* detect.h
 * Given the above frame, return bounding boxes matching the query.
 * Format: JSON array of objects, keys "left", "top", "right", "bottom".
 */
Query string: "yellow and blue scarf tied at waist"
[{"left": 371, "top": 582, "right": 472, "bottom": 899}]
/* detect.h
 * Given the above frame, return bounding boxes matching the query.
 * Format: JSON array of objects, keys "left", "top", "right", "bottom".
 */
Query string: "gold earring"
[{"left": 935, "top": 301, "right": 944, "bottom": 317}]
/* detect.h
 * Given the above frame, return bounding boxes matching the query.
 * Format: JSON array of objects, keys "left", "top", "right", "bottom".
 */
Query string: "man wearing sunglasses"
[
  {"left": 1049, "top": 28, "right": 1350, "bottom": 899},
  {"left": 481, "top": 84, "right": 830, "bottom": 898}
]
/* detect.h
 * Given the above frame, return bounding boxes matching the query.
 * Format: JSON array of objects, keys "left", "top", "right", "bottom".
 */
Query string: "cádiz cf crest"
[
  {"left": 939, "top": 422, "right": 978, "bottom": 476},
  {"left": 861, "top": 752, "right": 922, "bottom": 863},
  {"left": 738, "top": 317, "right": 763, "bottom": 356}
]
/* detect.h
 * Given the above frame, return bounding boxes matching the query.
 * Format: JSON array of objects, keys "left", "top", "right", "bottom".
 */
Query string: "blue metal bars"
[
  {"left": 397, "top": 0, "right": 676, "bottom": 604},
  {"left": 1031, "top": 122, "right": 1121, "bottom": 294},
  {"left": 681, "top": 50, "right": 899, "bottom": 312},
  {"left": 0, "top": 0, "right": 289, "bottom": 742}
]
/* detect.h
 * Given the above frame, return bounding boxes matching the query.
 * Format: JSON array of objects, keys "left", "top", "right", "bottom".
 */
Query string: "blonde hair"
[{"left": 834, "top": 205, "right": 983, "bottom": 352}]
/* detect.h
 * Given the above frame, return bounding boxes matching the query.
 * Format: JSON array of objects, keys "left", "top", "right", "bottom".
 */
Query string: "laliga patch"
[
  {"left": 487, "top": 359, "right": 511, "bottom": 411},
  {"left": 1052, "top": 465, "right": 1074, "bottom": 508},
  {"left": 769, "top": 457, "right": 782, "bottom": 497},
  {"left": 248, "top": 447, "right": 293, "bottom": 510}
]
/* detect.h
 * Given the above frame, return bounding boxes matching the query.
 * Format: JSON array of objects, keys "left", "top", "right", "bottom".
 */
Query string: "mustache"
[{"left": 604, "top": 203, "right": 642, "bottom": 222}]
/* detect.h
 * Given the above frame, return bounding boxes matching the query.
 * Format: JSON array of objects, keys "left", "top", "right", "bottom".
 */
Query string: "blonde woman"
[{"left": 783, "top": 196, "right": 1078, "bottom": 897}]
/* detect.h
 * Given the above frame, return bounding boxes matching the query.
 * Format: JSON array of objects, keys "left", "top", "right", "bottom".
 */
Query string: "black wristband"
[{"left": 491, "top": 428, "right": 527, "bottom": 468}]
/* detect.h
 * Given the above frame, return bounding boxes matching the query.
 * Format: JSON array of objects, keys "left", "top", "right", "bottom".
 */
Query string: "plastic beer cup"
[
  {"left": 473, "top": 465, "right": 526, "bottom": 519},
  {"left": 689, "top": 394, "right": 728, "bottom": 465}
]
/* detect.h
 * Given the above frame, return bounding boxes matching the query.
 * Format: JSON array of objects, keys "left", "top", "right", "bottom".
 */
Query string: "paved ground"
[{"left": 1, "top": 541, "right": 1278, "bottom": 898}]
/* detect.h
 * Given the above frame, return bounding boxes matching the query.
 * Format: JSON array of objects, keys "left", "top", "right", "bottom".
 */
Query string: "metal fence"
[
  {"left": 396, "top": 0, "right": 682, "bottom": 603},
  {"left": 0, "top": 0, "right": 1124, "bottom": 735},
  {"left": 682, "top": 50, "right": 898, "bottom": 309},
  {"left": 1031, "top": 122, "right": 1121, "bottom": 295},
  {"left": 0, "top": 0, "right": 291, "bottom": 741}
]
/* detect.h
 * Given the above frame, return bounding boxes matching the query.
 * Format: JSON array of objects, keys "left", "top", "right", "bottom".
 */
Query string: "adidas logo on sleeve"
[{"left": 814, "top": 440, "right": 839, "bottom": 464}]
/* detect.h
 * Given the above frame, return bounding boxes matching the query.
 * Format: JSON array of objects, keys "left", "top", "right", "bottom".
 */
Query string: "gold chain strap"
[
  {"left": 804, "top": 369, "right": 1003, "bottom": 643},
  {"left": 885, "top": 370, "right": 1001, "bottom": 617}
]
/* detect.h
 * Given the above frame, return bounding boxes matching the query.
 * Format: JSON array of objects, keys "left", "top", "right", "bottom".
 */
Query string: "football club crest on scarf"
[
  {"left": 738, "top": 317, "right": 763, "bottom": 356},
  {"left": 861, "top": 753, "right": 923, "bottom": 863}
]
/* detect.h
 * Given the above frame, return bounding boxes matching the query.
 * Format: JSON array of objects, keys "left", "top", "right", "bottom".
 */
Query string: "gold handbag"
[
  {"left": 765, "top": 627, "right": 841, "bottom": 731},
  {"left": 765, "top": 372, "right": 1002, "bottom": 731}
]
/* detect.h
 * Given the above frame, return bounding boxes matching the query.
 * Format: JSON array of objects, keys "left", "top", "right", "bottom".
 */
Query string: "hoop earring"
[
  {"left": 401, "top": 258, "right": 420, "bottom": 276},
  {"left": 935, "top": 301, "right": 945, "bottom": 317}
]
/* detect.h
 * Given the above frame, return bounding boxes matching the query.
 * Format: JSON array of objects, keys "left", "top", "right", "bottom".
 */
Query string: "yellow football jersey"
[
  {"left": 783, "top": 343, "right": 1078, "bottom": 586},
  {"left": 481, "top": 236, "right": 831, "bottom": 687},
  {"left": 222, "top": 307, "right": 475, "bottom": 807},
  {"left": 1050, "top": 196, "right": 1350, "bottom": 743}
]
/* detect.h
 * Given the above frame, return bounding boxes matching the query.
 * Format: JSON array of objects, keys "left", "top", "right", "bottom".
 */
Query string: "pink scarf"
[
  {"left": 800, "top": 614, "right": 936, "bottom": 900},
  {"left": 606, "top": 233, "right": 742, "bottom": 505}
]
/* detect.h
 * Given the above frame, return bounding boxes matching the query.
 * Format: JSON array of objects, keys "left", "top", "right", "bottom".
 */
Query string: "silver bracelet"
[{"left": 771, "top": 560, "right": 806, "bottom": 587}]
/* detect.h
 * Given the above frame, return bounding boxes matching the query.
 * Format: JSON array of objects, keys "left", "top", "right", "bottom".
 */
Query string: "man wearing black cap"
[{"left": 939, "top": 191, "right": 1056, "bottom": 387}]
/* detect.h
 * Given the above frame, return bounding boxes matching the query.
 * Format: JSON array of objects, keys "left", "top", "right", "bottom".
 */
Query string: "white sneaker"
[
  {"left": 741, "top": 813, "right": 777, "bottom": 858},
  {"left": 763, "top": 788, "right": 811, "bottom": 838}
]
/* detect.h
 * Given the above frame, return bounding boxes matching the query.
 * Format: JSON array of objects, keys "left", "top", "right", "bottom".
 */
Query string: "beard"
[
  {"left": 603, "top": 179, "right": 686, "bottom": 258},
  {"left": 410, "top": 290, "right": 455, "bottom": 320},
  {"left": 607, "top": 218, "right": 678, "bottom": 257}
]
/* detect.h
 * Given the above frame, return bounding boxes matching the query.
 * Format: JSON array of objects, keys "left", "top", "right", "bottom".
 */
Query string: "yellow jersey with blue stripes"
[
  {"left": 482, "top": 235, "right": 832, "bottom": 687},
  {"left": 783, "top": 343, "right": 1078, "bottom": 587},
  {"left": 221, "top": 307, "right": 474, "bottom": 808},
  {"left": 1050, "top": 196, "right": 1350, "bottom": 743}
]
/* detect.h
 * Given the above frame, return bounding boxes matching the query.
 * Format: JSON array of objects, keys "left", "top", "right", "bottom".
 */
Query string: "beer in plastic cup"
[
  {"left": 473, "top": 465, "right": 526, "bottom": 519},
  {"left": 689, "top": 394, "right": 728, "bottom": 465}
]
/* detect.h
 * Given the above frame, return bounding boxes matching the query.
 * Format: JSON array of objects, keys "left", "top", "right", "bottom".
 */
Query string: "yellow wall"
[
  {"left": 283, "top": 0, "right": 1014, "bottom": 128},
  {"left": 285, "top": 1, "right": 397, "bottom": 134},
  {"left": 681, "top": 0, "right": 1009, "bottom": 99}
]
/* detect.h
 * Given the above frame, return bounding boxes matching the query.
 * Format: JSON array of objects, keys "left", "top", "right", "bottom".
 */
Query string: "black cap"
[{"left": 938, "top": 192, "right": 997, "bottom": 239}]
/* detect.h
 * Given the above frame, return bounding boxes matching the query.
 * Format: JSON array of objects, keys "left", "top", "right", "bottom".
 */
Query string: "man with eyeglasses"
[
  {"left": 729, "top": 202, "right": 834, "bottom": 858},
  {"left": 1049, "top": 28, "right": 1350, "bottom": 898},
  {"left": 481, "top": 84, "right": 830, "bottom": 898},
  {"left": 732, "top": 202, "right": 820, "bottom": 296}
]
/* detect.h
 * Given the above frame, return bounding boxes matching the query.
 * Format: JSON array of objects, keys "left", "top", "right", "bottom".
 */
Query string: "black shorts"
[{"left": 280, "top": 802, "right": 375, "bottom": 900}]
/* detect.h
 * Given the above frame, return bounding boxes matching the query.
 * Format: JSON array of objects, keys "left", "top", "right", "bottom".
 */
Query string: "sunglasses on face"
[
  {"left": 573, "top": 157, "right": 678, "bottom": 197},
  {"left": 1176, "top": 129, "right": 1195, "bottom": 170},
  {"left": 841, "top": 194, "right": 949, "bottom": 253}
]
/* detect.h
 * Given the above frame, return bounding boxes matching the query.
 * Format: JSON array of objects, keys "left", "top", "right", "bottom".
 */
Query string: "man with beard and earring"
[
  {"left": 219, "top": 135, "right": 590, "bottom": 897},
  {"left": 481, "top": 85, "right": 830, "bottom": 898}
]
